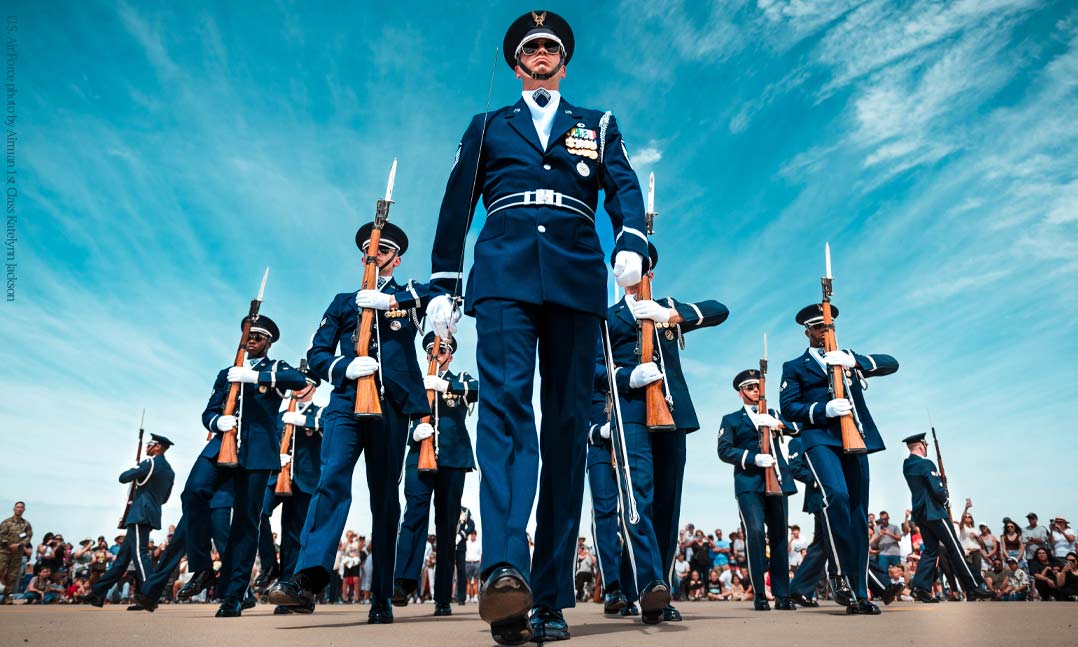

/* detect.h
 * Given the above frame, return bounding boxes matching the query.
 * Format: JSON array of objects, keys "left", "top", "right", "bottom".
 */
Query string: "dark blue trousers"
[
  {"left": 736, "top": 492, "right": 790, "bottom": 599},
  {"left": 618, "top": 423, "right": 687, "bottom": 600},
  {"left": 587, "top": 457, "right": 623, "bottom": 591},
  {"left": 296, "top": 407, "right": 408, "bottom": 601},
  {"left": 911, "top": 517, "right": 984, "bottom": 592},
  {"left": 473, "top": 299, "right": 597, "bottom": 610},
  {"left": 791, "top": 514, "right": 891, "bottom": 599},
  {"left": 394, "top": 465, "right": 466, "bottom": 604},
  {"left": 92, "top": 523, "right": 152, "bottom": 596},
  {"left": 179, "top": 456, "right": 270, "bottom": 601},
  {"left": 803, "top": 445, "right": 870, "bottom": 599},
  {"left": 140, "top": 516, "right": 186, "bottom": 601},
  {"left": 259, "top": 487, "right": 312, "bottom": 579}
]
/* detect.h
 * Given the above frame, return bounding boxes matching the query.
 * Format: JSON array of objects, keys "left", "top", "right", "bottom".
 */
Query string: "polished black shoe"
[
  {"left": 753, "top": 597, "right": 771, "bottom": 611},
  {"left": 790, "top": 593, "right": 819, "bottom": 608},
  {"left": 909, "top": 586, "right": 938, "bottom": 603},
  {"left": 619, "top": 602, "right": 639, "bottom": 617},
  {"left": 79, "top": 592, "right": 105, "bottom": 608},
  {"left": 529, "top": 607, "right": 570, "bottom": 642},
  {"left": 391, "top": 579, "right": 416, "bottom": 607},
  {"left": 242, "top": 587, "right": 257, "bottom": 610},
  {"left": 253, "top": 564, "right": 280, "bottom": 593},
  {"left": 846, "top": 599, "right": 881, "bottom": 615},
  {"left": 602, "top": 589, "right": 629, "bottom": 615},
  {"left": 966, "top": 587, "right": 995, "bottom": 601},
  {"left": 133, "top": 592, "right": 158, "bottom": 613},
  {"left": 882, "top": 583, "right": 904, "bottom": 605},
  {"left": 434, "top": 603, "right": 453, "bottom": 616},
  {"left": 639, "top": 580, "right": 671, "bottom": 625},
  {"left": 215, "top": 598, "right": 244, "bottom": 618},
  {"left": 775, "top": 597, "right": 797, "bottom": 611},
  {"left": 829, "top": 576, "right": 854, "bottom": 607},
  {"left": 268, "top": 573, "right": 317, "bottom": 609},
  {"left": 368, "top": 597, "right": 394, "bottom": 624},
  {"left": 479, "top": 566, "right": 533, "bottom": 628},
  {"left": 126, "top": 604, "right": 145, "bottom": 611},
  {"left": 178, "top": 569, "right": 215, "bottom": 601},
  {"left": 662, "top": 605, "right": 682, "bottom": 621},
  {"left": 273, "top": 605, "right": 295, "bottom": 615}
]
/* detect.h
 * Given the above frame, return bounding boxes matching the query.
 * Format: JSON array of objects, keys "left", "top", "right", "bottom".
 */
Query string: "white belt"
[{"left": 487, "top": 190, "right": 595, "bottom": 223}]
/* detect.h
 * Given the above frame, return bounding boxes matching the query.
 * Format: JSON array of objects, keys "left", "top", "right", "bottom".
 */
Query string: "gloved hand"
[
  {"left": 822, "top": 350, "right": 856, "bottom": 368},
  {"left": 629, "top": 362, "right": 663, "bottom": 389},
  {"left": 279, "top": 454, "right": 290, "bottom": 468},
  {"left": 227, "top": 366, "right": 259, "bottom": 384},
  {"left": 345, "top": 356, "right": 379, "bottom": 380},
  {"left": 756, "top": 413, "right": 782, "bottom": 429},
  {"left": 216, "top": 415, "right": 237, "bottom": 432},
  {"left": 424, "top": 375, "right": 449, "bottom": 393},
  {"left": 825, "top": 398, "right": 854, "bottom": 418},
  {"left": 613, "top": 251, "right": 643, "bottom": 287},
  {"left": 427, "top": 295, "right": 460, "bottom": 339},
  {"left": 599, "top": 422, "right": 611, "bottom": 440},
  {"left": 412, "top": 423, "right": 435, "bottom": 442},
  {"left": 281, "top": 411, "right": 306, "bottom": 426},
  {"left": 628, "top": 296, "right": 671, "bottom": 323},
  {"left": 355, "top": 289, "right": 393, "bottom": 310},
  {"left": 754, "top": 454, "right": 776, "bottom": 469}
]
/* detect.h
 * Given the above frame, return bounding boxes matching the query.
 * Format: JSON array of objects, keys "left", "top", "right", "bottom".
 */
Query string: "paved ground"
[{"left": 1, "top": 600, "right": 1075, "bottom": 646}]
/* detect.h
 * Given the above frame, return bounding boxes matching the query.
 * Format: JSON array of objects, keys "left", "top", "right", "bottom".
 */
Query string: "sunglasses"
[
  {"left": 741, "top": 383, "right": 760, "bottom": 391},
  {"left": 521, "top": 40, "right": 562, "bottom": 56},
  {"left": 248, "top": 332, "right": 269, "bottom": 342}
]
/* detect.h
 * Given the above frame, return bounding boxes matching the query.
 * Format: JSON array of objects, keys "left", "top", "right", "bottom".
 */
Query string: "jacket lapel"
[
  {"left": 614, "top": 297, "right": 637, "bottom": 329},
  {"left": 801, "top": 348, "right": 826, "bottom": 379},
  {"left": 504, "top": 98, "right": 544, "bottom": 155},
  {"left": 548, "top": 98, "right": 580, "bottom": 151}
]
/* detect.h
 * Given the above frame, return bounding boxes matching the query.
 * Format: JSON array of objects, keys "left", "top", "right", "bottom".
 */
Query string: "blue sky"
[{"left": 3, "top": 0, "right": 1076, "bottom": 547}]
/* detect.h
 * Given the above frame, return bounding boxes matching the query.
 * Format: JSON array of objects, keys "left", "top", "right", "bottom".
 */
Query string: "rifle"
[
  {"left": 214, "top": 267, "right": 270, "bottom": 467},
  {"left": 820, "top": 243, "right": 866, "bottom": 454},
  {"left": 930, "top": 424, "right": 954, "bottom": 524},
  {"left": 353, "top": 159, "right": 397, "bottom": 420},
  {"left": 117, "top": 410, "right": 146, "bottom": 529},
  {"left": 638, "top": 172, "right": 675, "bottom": 432},
  {"left": 417, "top": 336, "right": 441, "bottom": 473},
  {"left": 274, "top": 359, "right": 308, "bottom": 496},
  {"left": 759, "top": 334, "right": 783, "bottom": 496}
]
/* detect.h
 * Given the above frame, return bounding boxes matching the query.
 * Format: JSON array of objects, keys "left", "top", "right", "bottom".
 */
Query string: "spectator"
[
  {"left": 88, "top": 538, "right": 110, "bottom": 586},
  {"left": 464, "top": 530, "right": 481, "bottom": 603},
  {"left": 680, "top": 523, "right": 696, "bottom": 563},
  {"left": 956, "top": 501, "right": 985, "bottom": 574},
  {"left": 1049, "top": 517, "right": 1075, "bottom": 559},
  {"left": 1028, "top": 547, "right": 1059, "bottom": 601},
  {"left": 1054, "top": 552, "right": 1078, "bottom": 600},
  {"left": 711, "top": 529, "right": 730, "bottom": 568},
  {"left": 690, "top": 531, "right": 713, "bottom": 577},
  {"left": 730, "top": 529, "right": 747, "bottom": 569},
  {"left": 672, "top": 552, "right": 689, "bottom": 600},
  {"left": 20, "top": 566, "right": 64, "bottom": 604},
  {"left": 686, "top": 569, "right": 705, "bottom": 601},
  {"left": 979, "top": 524, "right": 1000, "bottom": 567},
  {"left": 705, "top": 568, "right": 725, "bottom": 600},
  {"left": 730, "top": 573, "right": 752, "bottom": 601},
  {"left": 873, "top": 510, "right": 904, "bottom": 570},
  {"left": 1001, "top": 518, "right": 1024, "bottom": 563},
  {"left": 359, "top": 538, "right": 373, "bottom": 604},
  {"left": 788, "top": 525, "right": 807, "bottom": 569},
  {"left": 1002, "top": 557, "right": 1029, "bottom": 601},
  {"left": 573, "top": 543, "right": 595, "bottom": 602},
  {"left": 341, "top": 538, "right": 361, "bottom": 603},
  {"left": 1023, "top": 513, "right": 1048, "bottom": 563},
  {"left": 983, "top": 557, "right": 1011, "bottom": 600},
  {"left": 0, "top": 501, "right": 33, "bottom": 605}
]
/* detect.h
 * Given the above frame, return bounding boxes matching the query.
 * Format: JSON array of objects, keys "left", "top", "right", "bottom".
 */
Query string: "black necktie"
[
  {"left": 752, "top": 406, "right": 759, "bottom": 414},
  {"left": 377, "top": 277, "right": 388, "bottom": 289},
  {"left": 532, "top": 88, "right": 550, "bottom": 107}
]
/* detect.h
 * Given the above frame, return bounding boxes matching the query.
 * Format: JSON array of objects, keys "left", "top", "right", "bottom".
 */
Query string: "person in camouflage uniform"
[{"left": 0, "top": 501, "right": 33, "bottom": 604}]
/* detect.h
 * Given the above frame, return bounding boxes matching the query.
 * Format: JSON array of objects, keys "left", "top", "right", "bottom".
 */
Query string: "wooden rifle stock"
[
  {"left": 118, "top": 416, "right": 145, "bottom": 529},
  {"left": 216, "top": 308, "right": 259, "bottom": 466},
  {"left": 638, "top": 275, "right": 675, "bottom": 432},
  {"left": 759, "top": 363, "right": 783, "bottom": 497},
  {"left": 417, "top": 337, "right": 441, "bottom": 473},
  {"left": 353, "top": 223, "right": 384, "bottom": 419},
  {"left": 931, "top": 427, "right": 953, "bottom": 523},
  {"left": 821, "top": 295, "right": 866, "bottom": 454},
  {"left": 275, "top": 391, "right": 299, "bottom": 496}
]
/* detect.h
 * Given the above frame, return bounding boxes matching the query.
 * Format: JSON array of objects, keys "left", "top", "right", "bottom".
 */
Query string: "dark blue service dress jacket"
[
  {"left": 903, "top": 454, "right": 950, "bottom": 522},
  {"left": 406, "top": 370, "right": 478, "bottom": 470},
  {"left": 118, "top": 454, "right": 175, "bottom": 529},
  {"left": 717, "top": 406, "right": 798, "bottom": 496}
]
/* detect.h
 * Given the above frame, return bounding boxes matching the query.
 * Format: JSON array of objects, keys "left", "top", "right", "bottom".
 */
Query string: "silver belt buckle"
[{"left": 534, "top": 189, "right": 555, "bottom": 205}]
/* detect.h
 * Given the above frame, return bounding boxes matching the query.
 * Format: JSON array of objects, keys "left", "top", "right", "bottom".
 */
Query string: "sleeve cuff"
[
  {"left": 808, "top": 402, "right": 817, "bottom": 424},
  {"left": 327, "top": 356, "right": 346, "bottom": 385},
  {"left": 740, "top": 450, "right": 749, "bottom": 470}
]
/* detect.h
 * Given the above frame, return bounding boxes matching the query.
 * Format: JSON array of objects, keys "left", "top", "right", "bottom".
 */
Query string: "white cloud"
[{"left": 631, "top": 143, "right": 663, "bottom": 166}]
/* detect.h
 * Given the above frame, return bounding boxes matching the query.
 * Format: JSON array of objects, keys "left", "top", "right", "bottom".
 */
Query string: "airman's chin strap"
[{"left": 517, "top": 57, "right": 563, "bottom": 81}]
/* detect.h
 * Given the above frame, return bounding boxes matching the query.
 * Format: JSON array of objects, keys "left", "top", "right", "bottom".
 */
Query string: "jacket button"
[
  {"left": 537, "top": 225, "right": 546, "bottom": 233},
  {"left": 543, "top": 164, "right": 551, "bottom": 170}
]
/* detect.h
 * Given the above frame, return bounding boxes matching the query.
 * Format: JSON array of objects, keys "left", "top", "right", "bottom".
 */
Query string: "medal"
[
  {"left": 445, "top": 397, "right": 457, "bottom": 408},
  {"left": 665, "top": 330, "right": 675, "bottom": 341},
  {"left": 390, "top": 320, "right": 402, "bottom": 331},
  {"left": 576, "top": 161, "right": 590, "bottom": 177}
]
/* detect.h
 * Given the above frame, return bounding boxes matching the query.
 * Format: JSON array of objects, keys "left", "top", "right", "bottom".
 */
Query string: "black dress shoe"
[
  {"left": 79, "top": 592, "right": 105, "bottom": 608},
  {"left": 909, "top": 587, "right": 938, "bottom": 603},
  {"left": 529, "top": 607, "right": 570, "bottom": 642},
  {"left": 126, "top": 604, "right": 145, "bottom": 611},
  {"left": 602, "top": 590, "right": 628, "bottom": 615},
  {"left": 882, "top": 583, "right": 903, "bottom": 605},
  {"left": 242, "top": 587, "right": 257, "bottom": 610},
  {"left": 790, "top": 593, "right": 819, "bottom": 608},
  {"left": 662, "top": 605, "right": 682, "bottom": 621},
  {"left": 753, "top": 597, "right": 771, "bottom": 611},
  {"left": 273, "top": 605, "right": 295, "bottom": 615},
  {"left": 216, "top": 598, "right": 244, "bottom": 617},
  {"left": 638, "top": 580, "right": 671, "bottom": 625},
  {"left": 479, "top": 566, "right": 533, "bottom": 628},
  {"left": 253, "top": 564, "right": 280, "bottom": 593},
  {"left": 846, "top": 599, "right": 881, "bottom": 615},
  {"left": 133, "top": 592, "right": 158, "bottom": 612},
  {"left": 829, "top": 576, "right": 854, "bottom": 607},
  {"left": 434, "top": 603, "right": 453, "bottom": 616},
  {"left": 775, "top": 598, "right": 797, "bottom": 611},
  {"left": 966, "top": 587, "right": 995, "bottom": 601},
  {"left": 178, "top": 569, "right": 215, "bottom": 601},
  {"left": 268, "top": 573, "right": 317, "bottom": 609},
  {"left": 619, "top": 602, "right": 639, "bottom": 617},
  {"left": 391, "top": 579, "right": 416, "bottom": 607},
  {"left": 368, "top": 598, "right": 394, "bottom": 624}
]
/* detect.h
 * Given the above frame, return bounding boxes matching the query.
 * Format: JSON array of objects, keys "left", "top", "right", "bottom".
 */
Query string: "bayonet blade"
[
  {"left": 257, "top": 267, "right": 269, "bottom": 301},
  {"left": 385, "top": 158, "right": 398, "bottom": 203}
]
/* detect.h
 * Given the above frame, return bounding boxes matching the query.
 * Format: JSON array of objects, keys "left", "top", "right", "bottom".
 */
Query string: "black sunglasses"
[
  {"left": 248, "top": 332, "right": 269, "bottom": 342},
  {"left": 521, "top": 40, "right": 562, "bottom": 56}
]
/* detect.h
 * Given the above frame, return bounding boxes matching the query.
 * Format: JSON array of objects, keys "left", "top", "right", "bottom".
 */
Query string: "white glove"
[
  {"left": 216, "top": 415, "right": 237, "bottom": 432},
  {"left": 345, "top": 356, "right": 379, "bottom": 379},
  {"left": 427, "top": 295, "right": 460, "bottom": 339},
  {"left": 227, "top": 366, "right": 259, "bottom": 384},
  {"left": 756, "top": 413, "right": 782, "bottom": 429},
  {"left": 825, "top": 398, "right": 854, "bottom": 418},
  {"left": 754, "top": 454, "right": 776, "bottom": 469},
  {"left": 355, "top": 289, "right": 393, "bottom": 310},
  {"left": 629, "top": 362, "right": 663, "bottom": 389},
  {"left": 424, "top": 375, "right": 449, "bottom": 393},
  {"left": 412, "top": 423, "right": 435, "bottom": 442},
  {"left": 628, "top": 296, "right": 671, "bottom": 323},
  {"left": 599, "top": 422, "right": 611, "bottom": 440},
  {"left": 279, "top": 454, "right": 290, "bottom": 468},
  {"left": 613, "top": 251, "right": 644, "bottom": 287},
  {"left": 281, "top": 411, "right": 306, "bottom": 426},
  {"left": 822, "top": 350, "right": 856, "bottom": 368}
]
